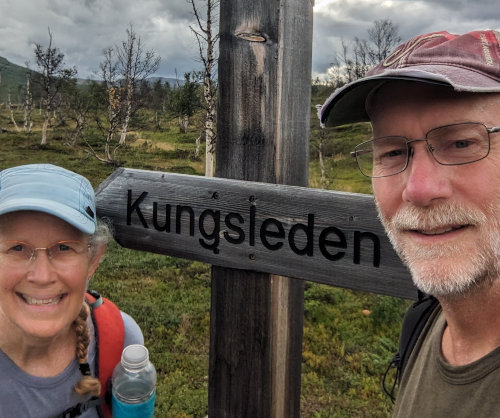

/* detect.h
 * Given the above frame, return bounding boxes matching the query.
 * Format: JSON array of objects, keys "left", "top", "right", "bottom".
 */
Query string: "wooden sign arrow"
[{"left": 96, "top": 167, "right": 416, "bottom": 299}]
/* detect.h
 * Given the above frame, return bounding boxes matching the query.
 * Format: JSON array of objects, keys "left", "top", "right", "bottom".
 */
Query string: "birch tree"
[
  {"left": 34, "top": 28, "right": 76, "bottom": 145},
  {"left": 188, "top": 0, "right": 219, "bottom": 177},
  {"left": 92, "top": 47, "right": 122, "bottom": 163},
  {"left": 62, "top": 79, "right": 93, "bottom": 146},
  {"left": 329, "top": 19, "right": 401, "bottom": 84},
  {"left": 116, "top": 25, "right": 160, "bottom": 145},
  {"left": 23, "top": 67, "right": 33, "bottom": 133},
  {"left": 7, "top": 90, "right": 20, "bottom": 132},
  {"left": 92, "top": 27, "right": 159, "bottom": 163}
]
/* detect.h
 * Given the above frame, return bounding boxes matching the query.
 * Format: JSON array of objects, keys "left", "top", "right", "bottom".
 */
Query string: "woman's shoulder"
[{"left": 120, "top": 311, "right": 145, "bottom": 347}]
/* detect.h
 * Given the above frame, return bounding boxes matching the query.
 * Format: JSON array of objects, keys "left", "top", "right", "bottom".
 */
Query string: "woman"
[{"left": 0, "top": 164, "right": 143, "bottom": 417}]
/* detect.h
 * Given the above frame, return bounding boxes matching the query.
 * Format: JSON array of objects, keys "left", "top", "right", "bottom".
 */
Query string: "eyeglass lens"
[
  {"left": 0, "top": 240, "right": 89, "bottom": 266},
  {"left": 355, "top": 122, "right": 491, "bottom": 178}
]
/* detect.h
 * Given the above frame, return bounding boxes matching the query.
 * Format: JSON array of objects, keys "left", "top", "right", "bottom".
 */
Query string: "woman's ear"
[{"left": 87, "top": 244, "right": 106, "bottom": 279}]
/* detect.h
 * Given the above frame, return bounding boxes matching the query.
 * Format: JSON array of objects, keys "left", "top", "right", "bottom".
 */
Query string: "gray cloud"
[
  {"left": 312, "top": 0, "right": 500, "bottom": 78},
  {"left": 0, "top": 0, "right": 498, "bottom": 81}
]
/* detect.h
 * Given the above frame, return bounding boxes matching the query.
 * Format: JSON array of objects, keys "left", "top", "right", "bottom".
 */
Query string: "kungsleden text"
[{"left": 127, "top": 190, "right": 381, "bottom": 267}]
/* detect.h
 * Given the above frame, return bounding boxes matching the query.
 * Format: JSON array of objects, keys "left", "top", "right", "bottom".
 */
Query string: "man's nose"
[{"left": 401, "top": 142, "right": 453, "bottom": 207}]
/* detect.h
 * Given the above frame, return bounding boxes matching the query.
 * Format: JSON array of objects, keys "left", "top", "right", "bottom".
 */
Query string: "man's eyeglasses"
[
  {"left": 351, "top": 122, "right": 500, "bottom": 178},
  {"left": 0, "top": 240, "right": 91, "bottom": 268}
]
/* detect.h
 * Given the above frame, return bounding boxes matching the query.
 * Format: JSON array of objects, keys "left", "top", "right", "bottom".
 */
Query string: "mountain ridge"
[{"left": 0, "top": 56, "right": 184, "bottom": 103}]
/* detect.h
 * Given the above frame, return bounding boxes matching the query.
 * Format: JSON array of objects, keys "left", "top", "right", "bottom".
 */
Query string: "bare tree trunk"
[
  {"left": 105, "top": 131, "right": 113, "bottom": 162},
  {"left": 23, "top": 75, "right": 33, "bottom": 133},
  {"left": 41, "top": 111, "right": 49, "bottom": 145},
  {"left": 119, "top": 81, "right": 133, "bottom": 145},
  {"left": 318, "top": 137, "right": 326, "bottom": 188},
  {"left": 195, "top": 133, "right": 202, "bottom": 158},
  {"left": 179, "top": 115, "right": 189, "bottom": 133},
  {"left": 154, "top": 111, "right": 161, "bottom": 130},
  {"left": 8, "top": 92, "right": 20, "bottom": 132},
  {"left": 205, "top": 138, "right": 215, "bottom": 177},
  {"left": 104, "top": 103, "right": 121, "bottom": 163},
  {"left": 189, "top": 0, "right": 219, "bottom": 177},
  {"left": 119, "top": 108, "right": 130, "bottom": 144},
  {"left": 69, "top": 114, "right": 86, "bottom": 146},
  {"left": 34, "top": 29, "right": 77, "bottom": 145},
  {"left": 204, "top": 74, "right": 216, "bottom": 177}
]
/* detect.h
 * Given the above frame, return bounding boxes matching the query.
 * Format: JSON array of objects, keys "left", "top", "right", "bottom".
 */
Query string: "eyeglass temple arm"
[{"left": 350, "top": 150, "right": 372, "bottom": 158}]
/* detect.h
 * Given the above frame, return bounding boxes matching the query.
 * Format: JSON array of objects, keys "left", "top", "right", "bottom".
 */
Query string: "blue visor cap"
[{"left": 0, "top": 164, "right": 97, "bottom": 234}]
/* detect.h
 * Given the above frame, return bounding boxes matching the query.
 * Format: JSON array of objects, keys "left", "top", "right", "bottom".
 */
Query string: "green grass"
[{"left": 0, "top": 103, "right": 409, "bottom": 417}]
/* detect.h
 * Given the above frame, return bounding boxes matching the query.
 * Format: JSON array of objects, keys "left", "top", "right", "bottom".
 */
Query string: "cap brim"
[
  {"left": 0, "top": 198, "right": 96, "bottom": 235},
  {"left": 319, "top": 73, "right": 451, "bottom": 128}
]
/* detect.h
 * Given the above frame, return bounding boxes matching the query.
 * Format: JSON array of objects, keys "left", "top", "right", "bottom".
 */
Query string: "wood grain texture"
[{"left": 96, "top": 168, "right": 415, "bottom": 300}]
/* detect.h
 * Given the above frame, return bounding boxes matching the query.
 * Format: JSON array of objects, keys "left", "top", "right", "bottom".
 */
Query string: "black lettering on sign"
[
  {"left": 224, "top": 212, "right": 245, "bottom": 244},
  {"left": 124, "top": 190, "right": 382, "bottom": 268},
  {"left": 318, "top": 226, "right": 346, "bottom": 261},
  {"left": 152, "top": 202, "right": 171, "bottom": 232},
  {"left": 176, "top": 205, "right": 195, "bottom": 236},
  {"left": 260, "top": 218, "right": 285, "bottom": 251},
  {"left": 288, "top": 214, "right": 314, "bottom": 256},
  {"left": 199, "top": 209, "right": 221, "bottom": 254},
  {"left": 354, "top": 231, "right": 381, "bottom": 267},
  {"left": 127, "top": 190, "right": 149, "bottom": 228},
  {"left": 249, "top": 205, "right": 256, "bottom": 247}
]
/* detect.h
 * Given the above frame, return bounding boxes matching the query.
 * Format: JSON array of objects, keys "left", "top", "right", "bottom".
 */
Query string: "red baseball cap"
[{"left": 319, "top": 30, "right": 500, "bottom": 127}]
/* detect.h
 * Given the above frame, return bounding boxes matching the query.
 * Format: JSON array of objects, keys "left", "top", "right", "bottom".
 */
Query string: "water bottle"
[{"left": 111, "top": 344, "right": 157, "bottom": 418}]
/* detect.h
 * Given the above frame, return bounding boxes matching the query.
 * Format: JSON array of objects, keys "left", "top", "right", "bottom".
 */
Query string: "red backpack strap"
[{"left": 86, "top": 290, "right": 125, "bottom": 418}]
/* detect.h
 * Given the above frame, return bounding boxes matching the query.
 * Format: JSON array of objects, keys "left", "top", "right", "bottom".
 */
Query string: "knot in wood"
[{"left": 235, "top": 31, "right": 266, "bottom": 42}]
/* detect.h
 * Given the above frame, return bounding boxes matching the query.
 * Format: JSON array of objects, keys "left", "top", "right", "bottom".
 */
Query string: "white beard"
[{"left": 376, "top": 200, "right": 500, "bottom": 297}]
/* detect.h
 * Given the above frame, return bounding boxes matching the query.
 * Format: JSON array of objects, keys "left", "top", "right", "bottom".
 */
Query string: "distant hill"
[
  {"left": 0, "top": 56, "right": 185, "bottom": 103},
  {"left": 148, "top": 76, "right": 185, "bottom": 87},
  {"left": 0, "top": 56, "right": 37, "bottom": 103}
]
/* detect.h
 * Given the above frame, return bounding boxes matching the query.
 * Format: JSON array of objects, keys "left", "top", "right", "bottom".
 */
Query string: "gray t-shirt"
[
  {"left": 393, "top": 307, "right": 500, "bottom": 417},
  {"left": 0, "top": 311, "right": 143, "bottom": 418}
]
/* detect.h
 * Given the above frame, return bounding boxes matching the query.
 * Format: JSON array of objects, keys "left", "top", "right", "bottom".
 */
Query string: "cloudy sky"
[{"left": 0, "top": 0, "right": 499, "bottom": 81}]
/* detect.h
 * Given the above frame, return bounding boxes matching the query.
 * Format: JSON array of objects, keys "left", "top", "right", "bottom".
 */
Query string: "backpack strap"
[
  {"left": 52, "top": 398, "right": 104, "bottom": 418},
  {"left": 50, "top": 292, "right": 125, "bottom": 418},
  {"left": 86, "top": 290, "right": 125, "bottom": 418},
  {"left": 383, "top": 293, "right": 439, "bottom": 402}
]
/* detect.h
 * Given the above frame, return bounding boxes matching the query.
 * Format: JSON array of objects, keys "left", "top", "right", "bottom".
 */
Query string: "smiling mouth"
[
  {"left": 19, "top": 294, "right": 64, "bottom": 306},
  {"left": 414, "top": 225, "right": 468, "bottom": 236}
]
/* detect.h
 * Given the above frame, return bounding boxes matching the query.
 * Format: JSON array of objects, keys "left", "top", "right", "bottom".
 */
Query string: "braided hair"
[
  {"left": 73, "top": 302, "right": 101, "bottom": 397},
  {"left": 74, "top": 219, "right": 112, "bottom": 396}
]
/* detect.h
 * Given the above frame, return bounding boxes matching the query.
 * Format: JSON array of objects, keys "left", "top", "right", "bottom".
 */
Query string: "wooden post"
[{"left": 209, "top": 0, "right": 313, "bottom": 417}]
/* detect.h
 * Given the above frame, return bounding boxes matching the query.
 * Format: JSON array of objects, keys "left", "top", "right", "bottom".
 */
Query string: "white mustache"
[{"left": 388, "top": 203, "right": 486, "bottom": 232}]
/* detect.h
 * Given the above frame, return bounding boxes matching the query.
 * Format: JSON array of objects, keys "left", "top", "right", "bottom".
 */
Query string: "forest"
[{"left": 0, "top": 18, "right": 410, "bottom": 417}]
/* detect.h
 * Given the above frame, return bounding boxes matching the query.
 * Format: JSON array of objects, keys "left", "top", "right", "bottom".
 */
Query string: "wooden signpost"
[
  {"left": 95, "top": 0, "right": 416, "bottom": 416},
  {"left": 96, "top": 168, "right": 414, "bottom": 299},
  {"left": 96, "top": 169, "right": 415, "bottom": 417}
]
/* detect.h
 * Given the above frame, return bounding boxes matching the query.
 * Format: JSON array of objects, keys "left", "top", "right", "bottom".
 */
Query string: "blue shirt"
[{"left": 0, "top": 311, "right": 143, "bottom": 418}]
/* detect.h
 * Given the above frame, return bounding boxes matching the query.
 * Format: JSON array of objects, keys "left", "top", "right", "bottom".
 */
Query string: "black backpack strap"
[
  {"left": 383, "top": 293, "right": 439, "bottom": 402},
  {"left": 51, "top": 397, "right": 104, "bottom": 418}
]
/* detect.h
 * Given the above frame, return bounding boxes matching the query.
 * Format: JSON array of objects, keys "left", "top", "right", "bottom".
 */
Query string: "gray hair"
[{"left": 88, "top": 218, "right": 113, "bottom": 257}]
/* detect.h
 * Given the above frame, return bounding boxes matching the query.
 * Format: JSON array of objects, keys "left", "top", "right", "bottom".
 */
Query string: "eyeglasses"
[
  {"left": 351, "top": 122, "right": 500, "bottom": 178},
  {"left": 0, "top": 240, "right": 91, "bottom": 268}
]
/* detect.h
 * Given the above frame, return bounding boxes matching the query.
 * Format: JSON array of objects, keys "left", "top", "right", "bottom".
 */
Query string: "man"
[{"left": 319, "top": 30, "right": 500, "bottom": 416}]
